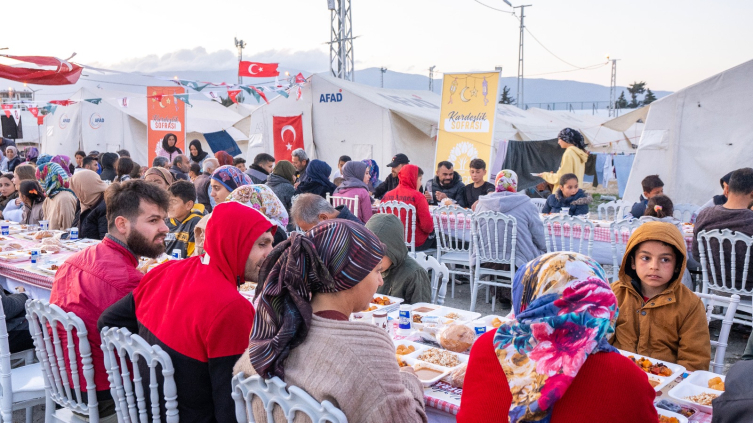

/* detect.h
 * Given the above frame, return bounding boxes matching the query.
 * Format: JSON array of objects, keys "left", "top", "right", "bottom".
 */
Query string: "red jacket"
[
  {"left": 381, "top": 164, "right": 434, "bottom": 247},
  {"left": 50, "top": 236, "right": 143, "bottom": 395},
  {"left": 457, "top": 330, "right": 659, "bottom": 423}
]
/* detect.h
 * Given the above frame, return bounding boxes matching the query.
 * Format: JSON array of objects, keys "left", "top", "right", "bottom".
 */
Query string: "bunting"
[
  {"left": 28, "top": 106, "right": 39, "bottom": 117},
  {"left": 227, "top": 89, "right": 242, "bottom": 104},
  {"left": 84, "top": 98, "right": 102, "bottom": 105},
  {"left": 174, "top": 93, "right": 192, "bottom": 107},
  {"left": 1, "top": 104, "right": 12, "bottom": 118}
]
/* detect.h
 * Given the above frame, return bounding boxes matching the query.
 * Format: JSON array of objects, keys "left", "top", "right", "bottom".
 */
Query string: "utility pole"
[
  {"left": 234, "top": 37, "right": 246, "bottom": 85},
  {"left": 608, "top": 57, "right": 620, "bottom": 117},
  {"left": 514, "top": 5, "right": 531, "bottom": 109},
  {"left": 328, "top": 0, "right": 355, "bottom": 81},
  {"left": 380, "top": 67, "right": 387, "bottom": 88},
  {"left": 428, "top": 66, "right": 436, "bottom": 92}
]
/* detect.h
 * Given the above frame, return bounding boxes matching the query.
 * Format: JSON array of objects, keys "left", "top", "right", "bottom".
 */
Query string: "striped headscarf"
[
  {"left": 36, "top": 163, "right": 74, "bottom": 199},
  {"left": 52, "top": 155, "right": 72, "bottom": 176},
  {"left": 36, "top": 154, "right": 53, "bottom": 168},
  {"left": 247, "top": 219, "right": 385, "bottom": 379},
  {"left": 211, "top": 165, "right": 252, "bottom": 193}
]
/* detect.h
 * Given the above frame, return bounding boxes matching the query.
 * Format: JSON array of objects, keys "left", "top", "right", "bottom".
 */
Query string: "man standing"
[
  {"left": 82, "top": 155, "right": 99, "bottom": 172},
  {"left": 291, "top": 148, "right": 309, "bottom": 186},
  {"left": 246, "top": 153, "right": 275, "bottom": 184},
  {"left": 99, "top": 202, "right": 275, "bottom": 423},
  {"left": 193, "top": 158, "right": 219, "bottom": 213},
  {"left": 291, "top": 193, "right": 362, "bottom": 231},
  {"left": 425, "top": 161, "right": 466, "bottom": 207},
  {"left": 170, "top": 155, "right": 190, "bottom": 181},
  {"left": 50, "top": 180, "right": 169, "bottom": 416},
  {"left": 375, "top": 153, "right": 410, "bottom": 199}
]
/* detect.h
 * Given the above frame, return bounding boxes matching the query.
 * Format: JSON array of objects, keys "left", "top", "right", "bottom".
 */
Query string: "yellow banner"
[{"left": 435, "top": 71, "right": 500, "bottom": 184}]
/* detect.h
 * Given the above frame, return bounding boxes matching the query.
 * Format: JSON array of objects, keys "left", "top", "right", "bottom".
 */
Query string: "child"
[
  {"left": 610, "top": 221, "right": 710, "bottom": 371},
  {"left": 233, "top": 157, "right": 247, "bottom": 173},
  {"left": 630, "top": 174, "right": 664, "bottom": 218},
  {"left": 541, "top": 173, "right": 592, "bottom": 215},
  {"left": 189, "top": 163, "right": 201, "bottom": 182},
  {"left": 165, "top": 181, "right": 204, "bottom": 258},
  {"left": 463, "top": 158, "right": 495, "bottom": 209},
  {"left": 19, "top": 180, "right": 45, "bottom": 225}
]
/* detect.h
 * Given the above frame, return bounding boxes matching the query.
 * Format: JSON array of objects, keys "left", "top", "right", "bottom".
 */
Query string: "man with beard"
[
  {"left": 170, "top": 154, "right": 191, "bottom": 181},
  {"left": 425, "top": 160, "right": 467, "bottom": 207},
  {"left": 50, "top": 180, "right": 169, "bottom": 418},
  {"left": 245, "top": 153, "right": 275, "bottom": 184},
  {"left": 98, "top": 201, "right": 275, "bottom": 423},
  {"left": 374, "top": 153, "right": 410, "bottom": 199}
]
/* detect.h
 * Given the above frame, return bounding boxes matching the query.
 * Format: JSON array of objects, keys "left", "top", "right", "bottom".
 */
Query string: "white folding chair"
[
  {"left": 231, "top": 373, "right": 347, "bottom": 423},
  {"left": 326, "top": 193, "right": 359, "bottom": 219},
  {"left": 697, "top": 229, "right": 753, "bottom": 327},
  {"left": 531, "top": 198, "right": 546, "bottom": 214},
  {"left": 674, "top": 203, "right": 700, "bottom": 223},
  {"left": 542, "top": 215, "right": 595, "bottom": 258},
  {"left": 413, "top": 252, "right": 451, "bottom": 305},
  {"left": 609, "top": 219, "right": 645, "bottom": 281},
  {"left": 598, "top": 200, "right": 629, "bottom": 221},
  {"left": 25, "top": 299, "right": 100, "bottom": 422},
  {"left": 694, "top": 292, "right": 740, "bottom": 374},
  {"left": 470, "top": 211, "right": 518, "bottom": 312},
  {"left": 378, "top": 201, "right": 416, "bottom": 254},
  {"left": 100, "top": 327, "right": 179, "bottom": 423},
  {"left": 433, "top": 205, "right": 473, "bottom": 299},
  {"left": 0, "top": 299, "right": 45, "bottom": 423}
]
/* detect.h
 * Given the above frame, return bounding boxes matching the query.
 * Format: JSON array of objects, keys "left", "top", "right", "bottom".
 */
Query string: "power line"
[
  {"left": 472, "top": 0, "right": 514, "bottom": 14},
  {"left": 526, "top": 62, "right": 608, "bottom": 77}
]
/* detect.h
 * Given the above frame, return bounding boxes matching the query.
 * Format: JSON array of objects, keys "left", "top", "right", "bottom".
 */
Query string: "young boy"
[
  {"left": 610, "top": 221, "right": 710, "bottom": 371},
  {"left": 463, "top": 158, "right": 495, "bottom": 208},
  {"left": 233, "top": 157, "right": 247, "bottom": 173},
  {"left": 630, "top": 174, "right": 664, "bottom": 218},
  {"left": 541, "top": 173, "right": 592, "bottom": 215},
  {"left": 188, "top": 163, "right": 201, "bottom": 182},
  {"left": 165, "top": 180, "right": 204, "bottom": 259},
  {"left": 333, "top": 155, "right": 351, "bottom": 179}
]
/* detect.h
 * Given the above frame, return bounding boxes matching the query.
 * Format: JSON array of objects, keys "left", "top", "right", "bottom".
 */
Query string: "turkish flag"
[
  {"left": 273, "top": 115, "right": 304, "bottom": 161},
  {"left": 239, "top": 61, "right": 279, "bottom": 78},
  {"left": 1, "top": 104, "right": 12, "bottom": 118},
  {"left": 0, "top": 55, "right": 83, "bottom": 85}
]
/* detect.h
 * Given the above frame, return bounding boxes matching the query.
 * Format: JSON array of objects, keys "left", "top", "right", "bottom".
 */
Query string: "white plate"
[
  {"left": 351, "top": 294, "right": 404, "bottom": 320},
  {"left": 426, "top": 306, "right": 481, "bottom": 324},
  {"left": 20, "top": 230, "right": 65, "bottom": 241},
  {"left": 61, "top": 239, "right": 100, "bottom": 252},
  {"left": 37, "top": 264, "right": 59, "bottom": 275},
  {"left": 405, "top": 347, "right": 469, "bottom": 372},
  {"left": 411, "top": 303, "right": 440, "bottom": 314},
  {"left": 410, "top": 362, "right": 451, "bottom": 388},
  {"left": 682, "top": 370, "right": 725, "bottom": 392},
  {"left": 393, "top": 339, "right": 430, "bottom": 357},
  {"left": 466, "top": 315, "right": 510, "bottom": 332},
  {"left": 618, "top": 350, "right": 685, "bottom": 392},
  {"left": 0, "top": 252, "right": 28, "bottom": 262},
  {"left": 655, "top": 407, "right": 689, "bottom": 423},
  {"left": 667, "top": 381, "right": 720, "bottom": 414}
]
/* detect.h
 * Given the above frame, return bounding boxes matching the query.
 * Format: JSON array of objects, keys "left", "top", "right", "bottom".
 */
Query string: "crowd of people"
[{"left": 1, "top": 127, "right": 750, "bottom": 423}]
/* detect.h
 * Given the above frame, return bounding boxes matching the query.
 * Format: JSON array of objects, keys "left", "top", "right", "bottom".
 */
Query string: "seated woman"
[
  {"left": 542, "top": 173, "right": 592, "bottom": 216},
  {"left": 70, "top": 170, "right": 109, "bottom": 240},
  {"left": 144, "top": 166, "right": 175, "bottom": 190},
  {"left": 0, "top": 173, "right": 18, "bottom": 220},
  {"left": 294, "top": 159, "right": 336, "bottom": 199},
  {"left": 4, "top": 164, "right": 37, "bottom": 222},
  {"left": 19, "top": 181, "right": 45, "bottom": 225},
  {"left": 5, "top": 147, "right": 20, "bottom": 173},
  {"left": 36, "top": 163, "right": 78, "bottom": 230},
  {"left": 227, "top": 184, "right": 290, "bottom": 247},
  {"left": 362, "top": 159, "right": 382, "bottom": 194},
  {"left": 458, "top": 252, "right": 658, "bottom": 423},
  {"left": 332, "top": 160, "right": 373, "bottom": 223},
  {"left": 234, "top": 220, "right": 426, "bottom": 422},
  {"left": 210, "top": 165, "right": 252, "bottom": 204}
]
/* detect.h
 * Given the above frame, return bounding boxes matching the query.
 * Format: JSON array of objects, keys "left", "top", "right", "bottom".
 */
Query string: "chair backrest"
[
  {"left": 531, "top": 198, "right": 546, "bottom": 213},
  {"left": 378, "top": 201, "right": 416, "bottom": 254},
  {"left": 231, "top": 373, "right": 347, "bottom": 423},
  {"left": 432, "top": 205, "right": 473, "bottom": 257},
  {"left": 598, "top": 200, "right": 629, "bottom": 221},
  {"left": 0, "top": 297, "right": 13, "bottom": 420},
  {"left": 542, "top": 215, "right": 595, "bottom": 257},
  {"left": 674, "top": 203, "right": 699, "bottom": 223},
  {"left": 694, "top": 292, "right": 740, "bottom": 374},
  {"left": 326, "top": 193, "right": 359, "bottom": 219},
  {"left": 471, "top": 211, "right": 518, "bottom": 271},
  {"left": 413, "top": 252, "right": 451, "bottom": 305},
  {"left": 609, "top": 219, "right": 645, "bottom": 281},
  {"left": 25, "top": 299, "right": 99, "bottom": 420},
  {"left": 697, "top": 229, "right": 753, "bottom": 295},
  {"left": 100, "top": 327, "right": 179, "bottom": 423}
]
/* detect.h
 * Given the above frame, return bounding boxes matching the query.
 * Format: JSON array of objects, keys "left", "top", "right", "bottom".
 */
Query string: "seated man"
[
  {"left": 165, "top": 180, "right": 204, "bottom": 258},
  {"left": 630, "top": 174, "right": 664, "bottom": 218},
  {"left": 245, "top": 153, "right": 275, "bottom": 184},
  {"left": 366, "top": 214, "right": 432, "bottom": 304},
  {"left": 425, "top": 161, "right": 466, "bottom": 207},
  {"left": 375, "top": 153, "right": 409, "bottom": 199},
  {"left": 98, "top": 202, "right": 275, "bottom": 422},
  {"left": 170, "top": 154, "right": 190, "bottom": 181},
  {"left": 382, "top": 164, "right": 435, "bottom": 251},
  {"left": 291, "top": 193, "right": 362, "bottom": 231},
  {"left": 50, "top": 180, "right": 169, "bottom": 416}
]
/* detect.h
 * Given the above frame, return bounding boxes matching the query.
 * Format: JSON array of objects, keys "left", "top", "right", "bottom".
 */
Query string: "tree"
[
  {"left": 499, "top": 85, "right": 515, "bottom": 104},
  {"left": 627, "top": 81, "right": 646, "bottom": 108},
  {"left": 643, "top": 88, "right": 657, "bottom": 105},
  {"left": 616, "top": 91, "right": 629, "bottom": 109}
]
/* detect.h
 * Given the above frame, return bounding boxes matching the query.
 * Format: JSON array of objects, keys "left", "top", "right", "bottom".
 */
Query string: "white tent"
[
  {"left": 623, "top": 59, "right": 753, "bottom": 205},
  {"left": 239, "top": 73, "right": 441, "bottom": 173}
]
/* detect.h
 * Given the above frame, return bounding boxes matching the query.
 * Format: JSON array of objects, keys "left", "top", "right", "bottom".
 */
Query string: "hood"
[
  {"left": 617, "top": 221, "right": 687, "bottom": 290},
  {"left": 433, "top": 171, "right": 463, "bottom": 189},
  {"left": 478, "top": 191, "right": 531, "bottom": 213},
  {"left": 366, "top": 213, "right": 407, "bottom": 272},
  {"left": 569, "top": 145, "right": 589, "bottom": 163},
  {"left": 398, "top": 164, "right": 419, "bottom": 190},
  {"left": 203, "top": 202, "right": 275, "bottom": 285},
  {"left": 266, "top": 173, "right": 292, "bottom": 187}
]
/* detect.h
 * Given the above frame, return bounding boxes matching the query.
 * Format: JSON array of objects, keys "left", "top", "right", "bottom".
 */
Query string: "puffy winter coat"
[
  {"left": 381, "top": 165, "right": 434, "bottom": 248},
  {"left": 542, "top": 188, "right": 592, "bottom": 216}
]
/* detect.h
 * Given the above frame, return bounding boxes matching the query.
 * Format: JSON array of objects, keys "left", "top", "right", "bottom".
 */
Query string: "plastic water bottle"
[
  {"left": 69, "top": 227, "right": 79, "bottom": 241},
  {"left": 398, "top": 304, "right": 412, "bottom": 336}
]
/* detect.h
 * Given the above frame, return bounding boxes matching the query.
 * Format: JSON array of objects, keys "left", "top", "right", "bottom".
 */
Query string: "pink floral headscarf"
[
  {"left": 494, "top": 252, "right": 618, "bottom": 422},
  {"left": 495, "top": 169, "right": 518, "bottom": 193}
]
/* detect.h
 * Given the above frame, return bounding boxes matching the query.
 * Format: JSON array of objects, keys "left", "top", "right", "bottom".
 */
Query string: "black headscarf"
[
  {"left": 558, "top": 128, "right": 587, "bottom": 151},
  {"left": 162, "top": 133, "right": 182, "bottom": 155},
  {"left": 188, "top": 139, "right": 208, "bottom": 163}
]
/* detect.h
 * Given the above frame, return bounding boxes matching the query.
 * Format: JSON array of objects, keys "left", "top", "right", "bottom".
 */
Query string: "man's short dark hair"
[
  {"left": 728, "top": 168, "right": 753, "bottom": 195},
  {"left": 75, "top": 150, "right": 86, "bottom": 159},
  {"left": 117, "top": 149, "right": 131, "bottom": 158},
  {"left": 152, "top": 156, "right": 169, "bottom": 168},
  {"left": 82, "top": 156, "right": 98, "bottom": 168},
  {"left": 101, "top": 152, "right": 118, "bottom": 169},
  {"left": 253, "top": 153, "right": 275, "bottom": 166},
  {"left": 168, "top": 180, "right": 197, "bottom": 204},
  {"left": 105, "top": 180, "right": 169, "bottom": 231},
  {"left": 338, "top": 155, "right": 352, "bottom": 163},
  {"left": 172, "top": 155, "right": 186, "bottom": 167},
  {"left": 233, "top": 157, "right": 247, "bottom": 166},
  {"left": 437, "top": 161, "right": 453, "bottom": 170},
  {"left": 469, "top": 159, "right": 486, "bottom": 170},
  {"left": 641, "top": 175, "right": 664, "bottom": 193},
  {"left": 559, "top": 173, "right": 578, "bottom": 186},
  {"left": 189, "top": 163, "right": 201, "bottom": 175},
  {"left": 418, "top": 167, "right": 424, "bottom": 177}
]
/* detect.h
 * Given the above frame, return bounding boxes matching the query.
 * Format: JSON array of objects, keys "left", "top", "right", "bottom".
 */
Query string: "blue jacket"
[
  {"left": 630, "top": 194, "right": 648, "bottom": 218},
  {"left": 542, "top": 189, "right": 592, "bottom": 216}
]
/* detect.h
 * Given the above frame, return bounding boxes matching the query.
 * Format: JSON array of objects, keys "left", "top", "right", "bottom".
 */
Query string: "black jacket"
[
  {"left": 426, "top": 172, "right": 466, "bottom": 207},
  {"left": 374, "top": 174, "right": 400, "bottom": 199},
  {"left": 80, "top": 199, "right": 108, "bottom": 240},
  {"left": 542, "top": 188, "right": 592, "bottom": 216},
  {"left": 245, "top": 164, "right": 269, "bottom": 185},
  {"left": 99, "top": 168, "right": 116, "bottom": 182},
  {"left": 335, "top": 205, "right": 364, "bottom": 225},
  {"left": 295, "top": 179, "right": 335, "bottom": 199},
  {"left": 170, "top": 165, "right": 189, "bottom": 182}
]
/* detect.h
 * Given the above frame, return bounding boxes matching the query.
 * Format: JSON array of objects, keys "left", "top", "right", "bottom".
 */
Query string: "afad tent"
[
  {"left": 40, "top": 87, "right": 246, "bottom": 166},
  {"left": 623, "top": 59, "right": 753, "bottom": 206},
  {"left": 237, "top": 73, "right": 441, "bottom": 174}
]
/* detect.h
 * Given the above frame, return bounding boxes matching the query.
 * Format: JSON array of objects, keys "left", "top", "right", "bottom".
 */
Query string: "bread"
[
  {"left": 450, "top": 363, "right": 467, "bottom": 388},
  {"left": 438, "top": 324, "right": 475, "bottom": 353}
]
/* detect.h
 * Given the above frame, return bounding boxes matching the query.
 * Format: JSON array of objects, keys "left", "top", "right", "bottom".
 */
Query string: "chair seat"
[
  {"left": 11, "top": 362, "right": 46, "bottom": 402},
  {"left": 438, "top": 251, "right": 469, "bottom": 263}
]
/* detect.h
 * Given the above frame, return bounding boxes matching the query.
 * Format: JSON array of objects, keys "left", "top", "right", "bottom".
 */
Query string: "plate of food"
[
  {"left": 655, "top": 407, "right": 689, "bottom": 423},
  {"left": 238, "top": 281, "right": 257, "bottom": 300},
  {"left": 410, "top": 361, "right": 451, "bottom": 387},
  {"left": 1, "top": 242, "right": 24, "bottom": 252},
  {"left": 426, "top": 306, "right": 481, "bottom": 324},
  {"left": 618, "top": 350, "right": 685, "bottom": 392},
  {"left": 668, "top": 381, "right": 720, "bottom": 414},
  {"left": 467, "top": 315, "right": 510, "bottom": 332},
  {"left": 655, "top": 399, "right": 697, "bottom": 420},
  {"left": 60, "top": 239, "right": 100, "bottom": 252},
  {"left": 682, "top": 370, "right": 725, "bottom": 391},
  {"left": 37, "top": 263, "right": 61, "bottom": 275},
  {"left": 20, "top": 230, "right": 65, "bottom": 241},
  {"left": 0, "top": 251, "right": 29, "bottom": 262},
  {"left": 405, "top": 346, "right": 469, "bottom": 371},
  {"left": 393, "top": 339, "right": 430, "bottom": 367}
]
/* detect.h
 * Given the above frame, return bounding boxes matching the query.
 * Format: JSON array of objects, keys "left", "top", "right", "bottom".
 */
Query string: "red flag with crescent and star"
[
  {"left": 239, "top": 61, "right": 280, "bottom": 78},
  {"left": 273, "top": 115, "right": 304, "bottom": 161}
]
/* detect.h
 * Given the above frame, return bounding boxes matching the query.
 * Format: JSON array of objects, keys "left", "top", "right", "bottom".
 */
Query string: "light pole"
[
  {"left": 428, "top": 66, "right": 436, "bottom": 92},
  {"left": 503, "top": 1, "right": 532, "bottom": 109},
  {"left": 234, "top": 37, "right": 247, "bottom": 85},
  {"left": 607, "top": 57, "right": 620, "bottom": 117},
  {"left": 380, "top": 67, "right": 387, "bottom": 88}
]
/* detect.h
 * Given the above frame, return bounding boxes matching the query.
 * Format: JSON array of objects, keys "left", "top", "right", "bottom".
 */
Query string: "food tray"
[
  {"left": 20, "top": 230, "right": 65, "bottom": 241},
  {"left": 37, "top": 263, "right": 60, "bottom": 275},
  {"left": 351, "top": 294, "right": 404, "bottom": 321},
  {"left": 466, "top": 315, "right": 510, "bottom": 332},
  {"left": 426, "top": 306, "right": 481, "bottom": 324},
  {"left": 403, "top": 346, "right": 469, "bottom": 372},
  {"left": 617, "top": 350, "right": 685, "bottom": 392},
  {"left": 0, "top": 252, "right": 29, "bottom": 262},
  {"left": 682, "top": 370, "right": 725, "bottom": 391},
  {"left": 393, "top": 339, "right": 430, "bottom": 357},
  {"left": 61, "top": 239, "right": 100, "bottom": 252},
  {"left": 410, "top": 361, "right": 451, "bottom": 388},
  {"left": 668, "top": 380, "right": 720, "bottom": 414},
  {"left": 655, "top": 407, "right": 689, "bottom": 423}
]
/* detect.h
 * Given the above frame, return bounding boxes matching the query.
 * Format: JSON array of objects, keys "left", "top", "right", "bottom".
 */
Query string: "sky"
[{"left": 2, "top": 0, "right": 751, "bottom": 92}]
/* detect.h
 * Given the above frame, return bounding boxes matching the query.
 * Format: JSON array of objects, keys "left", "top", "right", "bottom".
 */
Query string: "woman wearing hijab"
[
  {"left": 144, "top": 167, "right": 175, "bottom": 191},
  {"left": 188, "top": 139, "right": 208, "bottom": 168},
  {"left": 234, "top": 219, "right": 427, "bottom": 422},
  {"left": 4, "top": 164, "right": 36, "bottom": 222},
  {"left": 36, "top": 154, "right": 52, "bottom": 169},
  {"left": 156, "top": 133, "right": 183, "bottom": 162},
  {"left": 36, "top": 163, "right": 78, "bottom": 230},
  {"left": 5, "top": 147, "right": 20, "bottom": 173},
  {"left": 362, "top": 159, "right": 381, "bottom": 193},
  {"left": 536, "top": 128, "right": 589, "bottom": 192},
  {"left": 23, "top": 147, "right": 39, "bottom": 165},
  {"left": 294, "top": 159, "right": 336, "bottom": 198},
  {"left": 265, "top": 160, "right": 296, "bottom": 218},
  {"left": 457, "top": 252, "right": 658, "bottom": 423},
  {"left": 70, "top": 170, "right": 109, "bottom": 240},
  {"left": 214, "top": 151, "right": 234, "bottom": 166},
  {"left": 0, "top": 173, "right": 18, "bottom": 220},
  {"left": 51, "top": 155, "right": 74, "bottom": 176},
  {"left": 210, "top": 165, "right": 252, "bottom": 204},
  {"left": 227, "top": 184, "right": 290, "bottom": 246},
  {"left": 0, "top": 149, "right": 8, "bottom": 173},
  {"left": 99, "top": 152, "right": 119, "bottom": 182},
  {"left": 333, "top": 160, "right": 372, "bottom": 223}
]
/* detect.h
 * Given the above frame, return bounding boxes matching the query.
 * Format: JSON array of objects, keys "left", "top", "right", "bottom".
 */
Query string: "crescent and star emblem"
[{"left": 281, "top": 125, "right": 296, "bottom": 150}]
